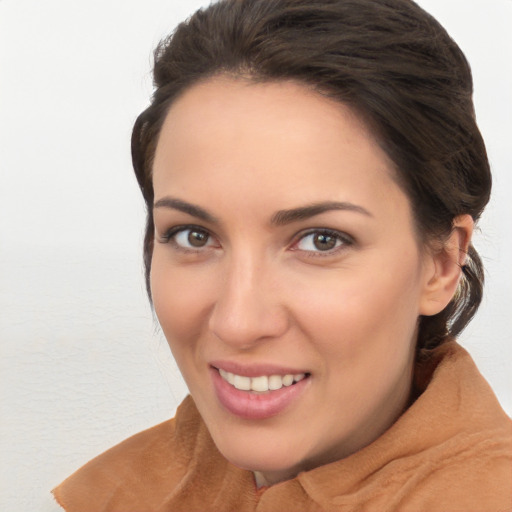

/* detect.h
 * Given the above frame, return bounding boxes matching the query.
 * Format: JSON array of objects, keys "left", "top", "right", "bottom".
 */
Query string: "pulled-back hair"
[{"left": 132, "top": 0, "right": 491, "bottom": 350}]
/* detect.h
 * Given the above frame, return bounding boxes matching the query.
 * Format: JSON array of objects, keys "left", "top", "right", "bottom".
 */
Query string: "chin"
[
  {"left": 227, "top": 450, "right": 298, "bottom": 474},
  {"left": 210, "top": 421, "right": 312, "bottom": 477}
]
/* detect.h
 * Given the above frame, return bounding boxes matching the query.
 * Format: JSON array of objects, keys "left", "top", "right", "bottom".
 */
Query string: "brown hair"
[{"left": 132, "top": 0, "right": 491, "bottom": 350}]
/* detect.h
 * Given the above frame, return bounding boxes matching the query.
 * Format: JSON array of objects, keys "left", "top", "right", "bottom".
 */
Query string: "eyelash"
[
  {"left": 159, "top": 225, "right": 217, "bottom": 253},
  {"left": 158, "top": 225, "right": 354, "bottom": 256},
  {"left": 290, "top": 229, "right": 354, "bottom": 257}
]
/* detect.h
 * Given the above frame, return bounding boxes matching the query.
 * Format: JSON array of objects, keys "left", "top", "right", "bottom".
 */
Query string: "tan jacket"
[{"left": 53, "top": 341, "right": 512, "bottom": 511}]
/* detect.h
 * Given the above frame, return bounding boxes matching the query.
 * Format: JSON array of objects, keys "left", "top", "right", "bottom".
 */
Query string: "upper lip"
[{"left": 209, "top": 360, "right": 309, "bottom": 377}]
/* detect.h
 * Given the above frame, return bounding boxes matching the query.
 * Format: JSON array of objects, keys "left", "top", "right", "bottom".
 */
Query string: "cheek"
[
  {"left": 150, "top": 254, "right": 213, "bottom": 352},
  {"left": 289, "top": 260, "right": 423, "bottom": 361}
]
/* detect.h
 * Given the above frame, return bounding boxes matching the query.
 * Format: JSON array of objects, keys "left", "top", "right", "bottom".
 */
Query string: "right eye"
[
  {"left": 175, "top": 228, "right": 212, "bottom": 248},
  {"left": 161, "top": 226, "right": 218, "bottom": 251}
]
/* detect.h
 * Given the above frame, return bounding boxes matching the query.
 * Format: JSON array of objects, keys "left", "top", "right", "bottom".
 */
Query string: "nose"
[{"left": 208, "top": 255, "right": 289, "bottom": 349}]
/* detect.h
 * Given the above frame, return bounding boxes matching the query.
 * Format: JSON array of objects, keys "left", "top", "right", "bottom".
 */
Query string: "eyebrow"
[
  {"left": 271, "top": 201, "right": 373, "bottom": 226},
  {"left": 153, "top": 197, "right": 372, "bottom": 226},
  {"left": 153, "top": 197, "right": 218, "bottom": 224}
]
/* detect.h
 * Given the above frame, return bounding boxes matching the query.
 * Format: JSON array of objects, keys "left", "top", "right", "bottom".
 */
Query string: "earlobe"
[{"left": 419, "top": 215, "right": 474, "bottom": 317}]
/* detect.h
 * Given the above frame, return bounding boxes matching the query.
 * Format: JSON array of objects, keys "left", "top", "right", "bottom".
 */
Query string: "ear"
[{"left": 419, "top": 214, "right": 474, "bottom": 317}]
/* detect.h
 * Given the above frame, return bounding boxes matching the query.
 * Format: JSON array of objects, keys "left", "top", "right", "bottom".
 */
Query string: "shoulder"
[
  {"left": 402, "top": 421, "right": 512, "bottom": 511},
  {"left": 52, "top": 397, "right": 199, "bottom": 512},
  {"left": 401, "top": 341, "right": 512, "bottom": 510}
]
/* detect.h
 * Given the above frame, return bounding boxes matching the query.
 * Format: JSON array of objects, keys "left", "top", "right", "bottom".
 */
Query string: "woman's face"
[{"left": 151, "top": 77, "right": 438, "bottom": 485}]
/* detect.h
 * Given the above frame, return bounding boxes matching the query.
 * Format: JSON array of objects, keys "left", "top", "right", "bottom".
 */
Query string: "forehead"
[{"left": 152, "top": 77, "right": 411, "bottom": 224}]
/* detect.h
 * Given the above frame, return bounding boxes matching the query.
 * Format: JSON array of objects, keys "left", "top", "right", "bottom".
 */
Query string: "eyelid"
[
  {"left": 158, "top": 225, "right": 353, "bottom": 256},
  {"left": 158, "top": 224, "right": 219, "bottom": 250},
  {"left": 290, "top": 228, "right": 354, "bottom": 255}
]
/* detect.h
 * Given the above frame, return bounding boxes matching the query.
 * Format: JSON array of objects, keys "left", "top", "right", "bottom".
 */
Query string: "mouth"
[
  {"left": 210, "top": 365, "right": 311, "bottom": 420},
  {"left": 217, "top": 368, "right": 309, "bottom": 393}
]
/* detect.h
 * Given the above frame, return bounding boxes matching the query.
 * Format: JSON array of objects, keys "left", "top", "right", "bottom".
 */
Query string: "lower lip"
[{"left": 210, "top": 368, "right": 309, "bottom": 420}]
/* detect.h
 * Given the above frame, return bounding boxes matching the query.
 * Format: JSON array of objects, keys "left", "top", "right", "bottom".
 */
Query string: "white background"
[{"left": 1, "top": 1, "right": 511, "bottom": 510}]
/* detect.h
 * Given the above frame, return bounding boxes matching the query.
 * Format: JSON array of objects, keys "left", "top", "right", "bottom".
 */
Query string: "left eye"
[
  {"left": 294, "top": 230, "right": 349, "bottom": 252},
  {"left": 173, "top": 228, "right": 215, "bottom": 249}
]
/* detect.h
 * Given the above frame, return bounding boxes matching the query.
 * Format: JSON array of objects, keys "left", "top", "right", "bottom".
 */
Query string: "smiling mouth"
[
  {"left": 216, "top": 368, "right": 309, "bottom": 393},
  {"left": 211, "top": 366, "right": 311, "bottom": 419}
]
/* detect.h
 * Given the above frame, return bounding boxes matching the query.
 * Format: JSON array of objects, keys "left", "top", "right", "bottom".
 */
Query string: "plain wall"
[{"left": 1, "top": 0, "right": 511, "bottom": 510}]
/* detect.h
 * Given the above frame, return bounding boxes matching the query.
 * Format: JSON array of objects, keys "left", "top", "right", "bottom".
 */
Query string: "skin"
[{"left": 150, "top": 77, "right": 472, "bottom": 486}]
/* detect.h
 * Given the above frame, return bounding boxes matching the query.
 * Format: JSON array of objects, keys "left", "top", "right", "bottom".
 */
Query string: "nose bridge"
[{"left": 208, "top": 247, "right": 288, "bottom": 347}]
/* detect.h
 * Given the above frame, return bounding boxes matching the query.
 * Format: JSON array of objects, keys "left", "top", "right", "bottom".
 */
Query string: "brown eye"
[
  {"left": 171, "top": 228, "right": 214, "bottom": 249},
  {"left": 187, "top": 230, "right": 209, "bottom": 247},
  {"left": 294, "top": 229, "right": 351, "bottom": 254},
  {"left": 313, "top": 233, "right": 337, "bottom": 251}
]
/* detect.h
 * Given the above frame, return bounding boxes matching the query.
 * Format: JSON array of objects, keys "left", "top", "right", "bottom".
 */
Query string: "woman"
[{"left": 53, "top": 0, "right": 512, "bottom": 510}]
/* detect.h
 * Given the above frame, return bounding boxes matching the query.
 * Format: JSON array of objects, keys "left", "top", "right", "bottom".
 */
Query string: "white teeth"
[
  {"left": 219, "top": 369, "right": 307, "bottom": 392},
  {"left": 251, "top": 375, "right": 268, "bottom": 392},
  {"left": 233, "top": 375, "right": 251, "bottom": 391},
  {"left": 219, "top": 368, "right": 236, "bottom": 385},
  {"left": 282, "top": 374, "right": 294, "bottom": 386},
  {"left": 268, "top": 375, "right": 283, "bottom": 390}
]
